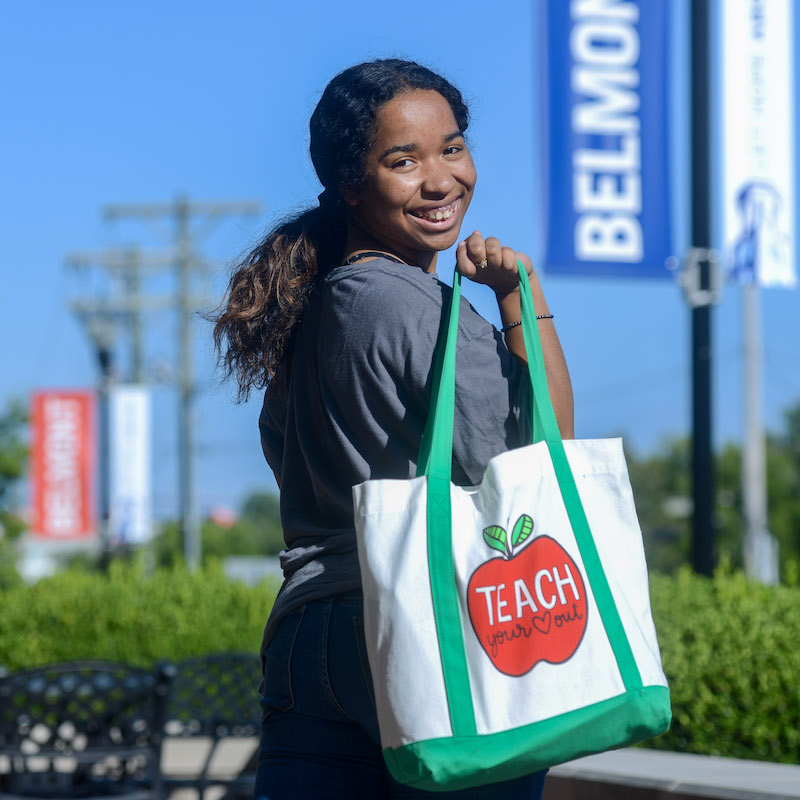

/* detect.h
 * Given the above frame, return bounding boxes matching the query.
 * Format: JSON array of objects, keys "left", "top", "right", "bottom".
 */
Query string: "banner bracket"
[{"left": 680, "top": 248, "right": 723, "bottom": 308}]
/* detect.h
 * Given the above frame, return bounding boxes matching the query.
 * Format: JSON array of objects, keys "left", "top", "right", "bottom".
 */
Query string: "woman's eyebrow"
[
  {"left": 380, "top": 143, "right": 416, "bottom": 159},
  {"left": 379, "top": 131, "right": 465, "bottom": 160}
]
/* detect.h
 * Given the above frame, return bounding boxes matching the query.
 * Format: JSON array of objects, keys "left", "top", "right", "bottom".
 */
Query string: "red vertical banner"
[{"left": 31, "top": 390, "right": 97, "bottom": 540}]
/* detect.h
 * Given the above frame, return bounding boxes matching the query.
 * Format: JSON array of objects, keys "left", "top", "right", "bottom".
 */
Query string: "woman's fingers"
[
  {"left": 456, "top": 242, "right": 476, "bottom": 277},
  {"left": 457, "top": 231, "right": 486, "bottom": 277},
  {"left": 484, "top": 236, "right": 503, "bottom": 268},
  {"left": 516, "top": 251, "right": 534, "bottom": 275},
  {"left": 465, "top": 231, "right": 487, "bottom": 268},
  {"left": 458, "top": 232, "right": 534, "bottom": 294},
  {"left": 502, "top": 245, "right": 519, "bottom": 272}
]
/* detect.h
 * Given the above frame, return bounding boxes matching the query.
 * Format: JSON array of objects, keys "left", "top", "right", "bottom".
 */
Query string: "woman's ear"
[{"left": 341, "top": 186, "right": 359, "bottom": 207}]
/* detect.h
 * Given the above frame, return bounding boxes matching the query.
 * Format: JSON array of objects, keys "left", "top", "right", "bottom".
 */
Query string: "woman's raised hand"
[
  {"left": 455, "top": 230, "right": 574, "bottom": 438},
  {"left": 455, "top": 231, "right": 534, "bottom": 297}
]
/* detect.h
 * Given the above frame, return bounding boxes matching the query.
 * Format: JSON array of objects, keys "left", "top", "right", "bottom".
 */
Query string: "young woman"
[{"left": 214, "top": 58, "right": 572, "bottom": 800}]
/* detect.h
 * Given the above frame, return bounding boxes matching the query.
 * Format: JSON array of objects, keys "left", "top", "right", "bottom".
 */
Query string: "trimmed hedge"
[
  {"left": 648, "top": 567, "right": 800, "bottom": 763},
  {"left": 0, "top": 561, "right": 278, "bottom": 670},
  {"left": 1, "top": 562, "right": 799, "bottom": 763}
]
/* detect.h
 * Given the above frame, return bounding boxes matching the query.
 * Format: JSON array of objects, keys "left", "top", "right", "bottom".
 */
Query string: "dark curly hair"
[{"left": 212, "top": 58, "right": 470, "bottom": 401}]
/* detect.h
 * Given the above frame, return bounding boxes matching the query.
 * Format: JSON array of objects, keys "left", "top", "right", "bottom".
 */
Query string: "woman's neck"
[{"left": 342, "top": 225, "right": 438, "bottom": 273}]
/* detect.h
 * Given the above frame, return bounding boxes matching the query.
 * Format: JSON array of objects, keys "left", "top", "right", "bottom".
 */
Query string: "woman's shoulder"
[
  {"left": 322, "top": 258, "right": 493, "bottom": 339},
  {"left": 324, "top": 257, "right": 447, "bottom": 311}
]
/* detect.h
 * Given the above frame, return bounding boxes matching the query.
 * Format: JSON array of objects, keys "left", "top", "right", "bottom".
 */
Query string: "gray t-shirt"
[{"left": 259, "top": 257, "right": 530, "bottom": 649}]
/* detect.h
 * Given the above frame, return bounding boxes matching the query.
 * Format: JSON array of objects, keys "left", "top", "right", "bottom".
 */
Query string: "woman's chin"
[
  {"left": 420, "top": 221, "right": 467, "bottom": 253},
  {"left": 435, "top": 226, "right": 466, "bottom": 252}
]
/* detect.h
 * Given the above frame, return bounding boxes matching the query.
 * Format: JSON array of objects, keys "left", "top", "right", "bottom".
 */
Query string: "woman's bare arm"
[{"left": 456, "top": 233, "right": 574, "bottom": 439}]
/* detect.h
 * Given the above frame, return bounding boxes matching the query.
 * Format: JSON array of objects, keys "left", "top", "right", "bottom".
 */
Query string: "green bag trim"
[
  {"left": 383, "top": 686, "right": 672, "bottom": 792},
  {"left": 418, "top": 275, "right": 477, "bottom": 736},
  {"left": 417, "top": 263, "right": 645, "bottom": 739},
  {"left": 517, "top": 263, "right": 642, "bottom": 691}
]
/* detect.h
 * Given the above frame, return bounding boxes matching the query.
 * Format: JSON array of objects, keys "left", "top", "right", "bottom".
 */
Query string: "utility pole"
[
  {"left": 125, "top": 249, "right": 145, "bottom": 383},
  {"left": 68, "top": 248, "right": 173, "bottom": 383},
  {"left": 104, "top": 196, "right": 260, "bottom": 570},
  {"left": 79, "top": 312, "right": 118, "bottom": 567},
  {"left": 176, "top": 197, "right": 198, "bottom": 569},
  {"left": 688, "top": 0, "right": 716, "bottom": 577},
  {"left": 68, "top": 248, "right": 173, "bottom": 562}
]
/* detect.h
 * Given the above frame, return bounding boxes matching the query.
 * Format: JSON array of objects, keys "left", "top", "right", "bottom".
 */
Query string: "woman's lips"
[{"left": 409, "top": 197, "right": 461, "bottom": 225}]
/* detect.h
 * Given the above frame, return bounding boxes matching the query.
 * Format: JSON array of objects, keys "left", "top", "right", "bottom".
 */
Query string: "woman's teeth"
[{"left": 415, "top": 203, "right": 456, "bottom": 222}]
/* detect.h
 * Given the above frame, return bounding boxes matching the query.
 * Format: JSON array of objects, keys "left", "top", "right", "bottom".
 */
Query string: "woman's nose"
[{"left": 421, "top": 159, "right": 455, "bottom": 196}]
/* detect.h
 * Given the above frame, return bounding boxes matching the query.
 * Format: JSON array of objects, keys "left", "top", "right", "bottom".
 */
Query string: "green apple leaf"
[
  {"left": 482, "top": 525, "right": 508, "bottom": 556},
  {"left": 511, "top": 514, "right": 534, "bottom": 547}
]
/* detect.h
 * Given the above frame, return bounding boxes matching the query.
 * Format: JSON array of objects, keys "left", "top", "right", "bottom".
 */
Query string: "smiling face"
[{"left": 342, "top": 89, "right": 477, "bottom": 272}]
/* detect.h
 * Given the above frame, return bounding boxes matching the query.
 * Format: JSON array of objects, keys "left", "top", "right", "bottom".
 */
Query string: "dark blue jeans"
[{"left": 254, "top": 593, "right": 547, "bottom": 799}]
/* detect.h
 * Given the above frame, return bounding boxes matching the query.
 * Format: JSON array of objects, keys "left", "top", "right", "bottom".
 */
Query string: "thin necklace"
[{"left": 342, "top": 250, "right": 406, "bottom": 266}]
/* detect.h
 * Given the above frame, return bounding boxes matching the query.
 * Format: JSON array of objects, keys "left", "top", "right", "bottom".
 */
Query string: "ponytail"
[{"left": 212, "top": 198, "right": 345, "bottom": 401}]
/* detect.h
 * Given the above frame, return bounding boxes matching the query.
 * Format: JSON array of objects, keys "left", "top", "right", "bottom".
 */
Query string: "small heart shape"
[{"left": 533, "top": 611, "right": 551, "bottom": 634}]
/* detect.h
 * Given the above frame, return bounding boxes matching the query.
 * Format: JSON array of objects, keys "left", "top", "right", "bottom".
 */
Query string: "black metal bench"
[
  {"left": 160, "top": 652, "right": 261, "bottom": 800},
  {"left": 0, "top": 660, "right": 171, "bottom": 799}
]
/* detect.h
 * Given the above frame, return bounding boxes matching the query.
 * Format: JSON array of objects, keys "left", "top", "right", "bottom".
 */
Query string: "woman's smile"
[
  {"left": 343, "top": 89, "right": 477, "bottom": 271},
  {"left": 409, "top": 196, "right": 462, "bottom": 225}
]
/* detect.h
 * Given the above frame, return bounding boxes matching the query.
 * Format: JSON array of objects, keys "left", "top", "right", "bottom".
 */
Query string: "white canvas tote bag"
[{"left": 353, "top": 263, "right": 671, "bottom": 792}]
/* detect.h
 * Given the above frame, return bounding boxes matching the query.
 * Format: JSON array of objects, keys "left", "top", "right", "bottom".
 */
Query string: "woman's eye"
[
  {"left": 444, "top": 146, "right": 463, "bottom": 156},
  {"left": 392, "top": 157, "right": 414, "bottom": 169}
]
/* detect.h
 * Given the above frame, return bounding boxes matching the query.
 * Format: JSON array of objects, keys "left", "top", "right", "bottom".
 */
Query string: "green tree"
[
  {"left": 628, "top": 399, "right": 800, "bottom": 580},
  {"left": 765, "top": 405, "right": 800, "bottom": 573},
  {"left": 0, "top": 401, "right": 27, "bottom": 588},
  {"left": 152, "top": 489, "right": 284, "bottom": 567},
  {"left": 626, "top": 437, "right": 692, "bottom": 574}
]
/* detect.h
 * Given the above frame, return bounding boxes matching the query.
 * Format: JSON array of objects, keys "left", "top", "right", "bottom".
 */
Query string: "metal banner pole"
[{"left": 689, "top": 0, "right": 715, "bottom": 576}]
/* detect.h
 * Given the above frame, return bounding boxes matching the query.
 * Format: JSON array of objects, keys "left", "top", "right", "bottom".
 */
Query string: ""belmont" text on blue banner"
[{"left": 542, "top": 0, "right": 673, "bottom": 278}]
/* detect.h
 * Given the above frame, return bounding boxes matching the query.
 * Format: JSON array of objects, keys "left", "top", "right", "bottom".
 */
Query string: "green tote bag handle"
[{"left": 416, "top": 261, "right": 643, "bottom": 738}]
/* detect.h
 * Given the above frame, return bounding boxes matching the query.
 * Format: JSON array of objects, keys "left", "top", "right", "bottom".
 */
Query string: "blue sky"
[{"left": 2, "top": 0, "right": 799, "bottom": 519}]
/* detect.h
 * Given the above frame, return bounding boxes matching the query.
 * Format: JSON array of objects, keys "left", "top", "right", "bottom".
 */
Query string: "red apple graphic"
[{"left": 467, "top": 515, "right": 588, "bottom": 676}]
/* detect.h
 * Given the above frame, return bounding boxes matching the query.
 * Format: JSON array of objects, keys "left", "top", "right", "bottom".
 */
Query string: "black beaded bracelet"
[{"left": 501, "top": 314, "right": 553, "bottom": 333}]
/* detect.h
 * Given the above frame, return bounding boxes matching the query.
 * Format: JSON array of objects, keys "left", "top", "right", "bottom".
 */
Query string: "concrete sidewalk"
[
  {"left": 544, "top": 748, "right": 800, "bottom": 800},
  {"left": 161, "top": 736, "right": 257, "bottom": 800},
  {"left": 160, "top": 741, "right": 800, "bottom": 799}
]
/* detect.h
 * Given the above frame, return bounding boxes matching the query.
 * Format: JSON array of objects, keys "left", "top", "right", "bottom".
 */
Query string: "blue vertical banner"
[{"left": 542, "top": 0, "right": 673, "bottom": 279}]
